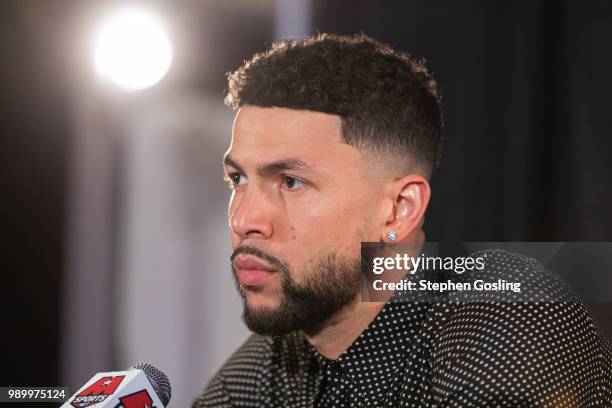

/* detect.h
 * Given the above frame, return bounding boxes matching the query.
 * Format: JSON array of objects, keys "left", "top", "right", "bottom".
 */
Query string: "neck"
[
  {"left": 305, "top": 297, "right": 387, "bottom": 360},
  {"left": 306, "top": 235, "right": 425, "bottom": 360}
]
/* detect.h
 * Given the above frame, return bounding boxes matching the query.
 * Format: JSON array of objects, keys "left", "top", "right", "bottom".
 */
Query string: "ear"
[{"left": 381, "top": 174, "right": 431, "bottom": 242}]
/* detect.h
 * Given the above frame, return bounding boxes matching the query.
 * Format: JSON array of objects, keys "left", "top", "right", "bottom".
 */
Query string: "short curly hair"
[{"left": 226, "top": 33, "right": 442, "bottom": 177}]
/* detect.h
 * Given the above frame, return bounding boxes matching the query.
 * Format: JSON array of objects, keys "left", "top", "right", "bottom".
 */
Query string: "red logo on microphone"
[
  {"left": 115, "top": 389, "right": 155, "bottom": 408},
  {"left": 70, "top": 375, "right": 126, "bottom": 407}
]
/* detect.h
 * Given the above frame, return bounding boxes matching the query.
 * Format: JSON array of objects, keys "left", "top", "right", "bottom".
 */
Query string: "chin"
[{"left": 244, "top": 291, "right": 281, "bottom": 312}]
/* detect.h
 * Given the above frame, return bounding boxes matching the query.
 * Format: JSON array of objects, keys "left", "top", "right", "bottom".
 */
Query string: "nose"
[{"left": 229, "top": 186, "right": 274, "bottom": 240}]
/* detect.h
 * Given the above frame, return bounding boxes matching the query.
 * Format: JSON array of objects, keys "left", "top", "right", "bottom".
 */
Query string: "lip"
[
  {"left": 234, "top": 254, "right": 278, "bottom": 286},
  {"left": 234, "top": 254, "right": 277, "bottom": 271}
]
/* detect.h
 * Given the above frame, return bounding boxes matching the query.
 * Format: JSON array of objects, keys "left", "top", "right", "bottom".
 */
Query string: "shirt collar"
[{"left": 306, "top": 293, "right": 431, "bottom": 404}]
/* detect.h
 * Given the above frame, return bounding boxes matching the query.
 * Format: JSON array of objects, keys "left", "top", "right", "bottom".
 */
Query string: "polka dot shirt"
[{"left": 193, "top": 250, "right": 612, "bottom": 407}]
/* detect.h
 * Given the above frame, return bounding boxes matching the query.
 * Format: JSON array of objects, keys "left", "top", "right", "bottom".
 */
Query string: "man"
[{"left": 193, "top": 33, "right": 612, "bottom": 407}]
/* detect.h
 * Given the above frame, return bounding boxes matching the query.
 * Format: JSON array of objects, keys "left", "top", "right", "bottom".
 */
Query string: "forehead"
[{"left": 228, "top": 106, "right": 362, "bottom": 166}]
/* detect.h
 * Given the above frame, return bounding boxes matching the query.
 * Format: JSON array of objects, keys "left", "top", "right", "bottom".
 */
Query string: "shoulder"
[
  {"left": 192, "top": 332, "right": 311, "bottom": 408},
  {"left": 465, "top": 248, "right": 574, "bottom": 302},
  {"left": 430, "top": 249, "right": 587, "bottom": 346},
  {"left": 191, "top": 333, "right": 274, "bottom": 408},
  {"left": 428, "top": 250, "right": 612, "bottom": 405},
  {"left": 434, "top": 249, "right": 608, "bottom": 356}
]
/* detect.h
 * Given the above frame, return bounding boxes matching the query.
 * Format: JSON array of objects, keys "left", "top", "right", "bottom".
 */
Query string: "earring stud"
[{"left": 386, "top": 231, "right": 398, "bottom": 241}]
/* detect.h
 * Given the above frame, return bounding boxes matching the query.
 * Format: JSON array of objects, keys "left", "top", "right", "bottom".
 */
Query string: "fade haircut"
[{"left": 225, "top": 33, "right": 442, "bottom": 178}]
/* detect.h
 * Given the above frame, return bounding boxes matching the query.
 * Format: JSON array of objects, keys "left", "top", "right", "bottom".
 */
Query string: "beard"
[{"left": 231, "top": 245, "right": 362, "bottom": 337}]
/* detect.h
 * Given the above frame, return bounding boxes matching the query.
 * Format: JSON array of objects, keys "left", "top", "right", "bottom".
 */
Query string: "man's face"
[{"left": 224, "top": 106, "right": 382, "bottom": 335}]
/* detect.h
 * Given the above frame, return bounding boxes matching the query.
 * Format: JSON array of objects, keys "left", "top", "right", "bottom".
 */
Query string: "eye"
[
  {"left": 224, "top": 172, "right": 247, "bottom": 188},
  {"left": 283, "top": 175, "right": 305, "bottom": 190}
]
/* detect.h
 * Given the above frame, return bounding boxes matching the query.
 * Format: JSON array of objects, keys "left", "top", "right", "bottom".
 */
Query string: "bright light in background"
[{"left": 94, "top": 9, "right": 173, "bottom": 91}]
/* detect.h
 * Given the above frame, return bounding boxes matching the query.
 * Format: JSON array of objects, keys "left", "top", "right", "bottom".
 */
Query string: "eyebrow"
[{"left": 223, "top": 154, "right": 314, "bottom": 177}]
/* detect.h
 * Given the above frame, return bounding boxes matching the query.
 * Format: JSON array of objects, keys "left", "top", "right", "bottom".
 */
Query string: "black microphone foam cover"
[{"left": 131, "top": 362, "right": 171, "bottom": 407}]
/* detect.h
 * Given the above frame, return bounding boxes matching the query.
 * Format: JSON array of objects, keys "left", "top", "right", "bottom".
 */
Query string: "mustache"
[{"left": 231, "top": 245, "right": 288, "bottom": 272}]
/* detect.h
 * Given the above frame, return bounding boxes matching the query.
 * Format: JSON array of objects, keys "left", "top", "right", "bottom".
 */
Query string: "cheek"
[
  {"left": 286, "top": 198, "right": 369, "bottom": 246},
  {"left": 282, "top": 199, "right": 372, "bottom": 283},
  {"left": 228, "top": 192, "right": 241, "bottom": 243},
  {"left": 228, "top": 189, "right": 241, "bottom": 214}
]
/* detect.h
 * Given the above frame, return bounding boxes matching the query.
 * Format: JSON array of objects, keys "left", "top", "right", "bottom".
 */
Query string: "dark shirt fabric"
[{"left": 193, "top": 250, "right": 612, "bottom": 407}]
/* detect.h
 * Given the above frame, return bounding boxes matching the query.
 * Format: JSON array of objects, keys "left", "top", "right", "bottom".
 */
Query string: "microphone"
[{"left": 61, "top": 362, "right": 171, "bottom": 408}]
